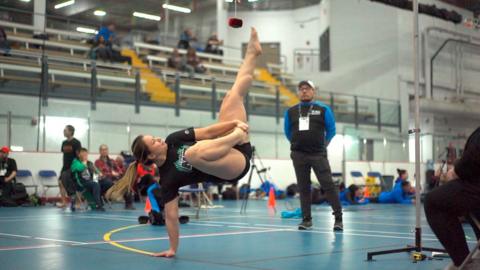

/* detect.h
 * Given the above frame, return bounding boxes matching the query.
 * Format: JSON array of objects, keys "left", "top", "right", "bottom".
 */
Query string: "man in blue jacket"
[{"left": 284, "top": 80, "right": 343, "bottom": 231}]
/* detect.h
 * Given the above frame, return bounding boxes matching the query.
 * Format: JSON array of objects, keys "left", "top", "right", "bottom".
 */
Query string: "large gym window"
[{"left": 319, "top": 28, "right": 331, "bottom": 71}]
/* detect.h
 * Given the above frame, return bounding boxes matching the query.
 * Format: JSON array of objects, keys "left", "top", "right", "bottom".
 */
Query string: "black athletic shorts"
[{"left": 209, "top": 142, "right": 252, "bottom": 183}]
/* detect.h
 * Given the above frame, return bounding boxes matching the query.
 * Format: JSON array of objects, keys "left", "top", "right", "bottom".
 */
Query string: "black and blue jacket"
[{"left": 284, "top": 101, "right": 336, "bottom": 154}]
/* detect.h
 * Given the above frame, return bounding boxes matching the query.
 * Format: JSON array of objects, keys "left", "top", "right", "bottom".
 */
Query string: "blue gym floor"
[{"left": 0, "top": 201, "right": 477, "bottom": 270}]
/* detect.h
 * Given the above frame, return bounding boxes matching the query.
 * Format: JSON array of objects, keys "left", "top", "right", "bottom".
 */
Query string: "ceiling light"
[
  {"left": 133, "top": 12, "right": 161, "bottom": 21},
  {"left": 76, "top": 27, "right": 98, "bottom": 34},
  {"left": 54, "top": 0, "right": 75, "bottom": 10},
  {"left": 19, "top": 0, "right": 31, "bottom": 3},
  {"left": 94, "top": 10, "right": 106, "bottom": 16},
  {"left": 162, "top": 4, "right": 191, "bottom": 14}
]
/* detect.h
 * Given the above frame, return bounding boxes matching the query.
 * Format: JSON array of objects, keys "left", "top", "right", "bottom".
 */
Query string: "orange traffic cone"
[
  {"left": 364, "top": 187, "right": 370, "bottom": 199},
  {"left": 268, "top": 186, "right": 276, "bottom": 212},
  {"left": 144, "top": 197, "right": 152, "bottom": 214}
]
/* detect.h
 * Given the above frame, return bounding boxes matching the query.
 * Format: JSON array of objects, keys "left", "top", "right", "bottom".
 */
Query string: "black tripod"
[
  {"left": 240, "top": 146, "right": 268, "bottom": 214},
  {"left": 366, "top": 146, "right": 446, "bottom": 261}
]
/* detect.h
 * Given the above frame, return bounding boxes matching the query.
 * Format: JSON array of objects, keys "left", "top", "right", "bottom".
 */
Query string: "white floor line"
[{"left": 0, "top": 232, "right": 87, "bottom": 245}]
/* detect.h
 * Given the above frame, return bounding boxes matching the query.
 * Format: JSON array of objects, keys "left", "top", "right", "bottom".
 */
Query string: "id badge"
[
  {"left": 299, "top": 116, "right": 310, "bottom": 131},
  {"left": 0, "top": 169, "right": 6, "bottom": 176}
]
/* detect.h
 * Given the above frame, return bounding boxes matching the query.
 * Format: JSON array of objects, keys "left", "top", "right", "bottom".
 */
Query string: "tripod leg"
[{"left": 241, "top": 164, "right": 256, "bottom": 214}]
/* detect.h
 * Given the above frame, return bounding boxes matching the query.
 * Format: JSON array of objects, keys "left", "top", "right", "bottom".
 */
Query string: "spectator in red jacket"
[{"left": 95, "top": 144, "right": 121, "bottom": 184}]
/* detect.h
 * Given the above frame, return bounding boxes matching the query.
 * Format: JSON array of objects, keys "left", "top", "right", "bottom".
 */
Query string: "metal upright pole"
[
  {"left": 366, "top": 0, "right": 445, "bottom": 261},
  {"left": 412, "top": 0, "right": 422, "bottom": 252}
]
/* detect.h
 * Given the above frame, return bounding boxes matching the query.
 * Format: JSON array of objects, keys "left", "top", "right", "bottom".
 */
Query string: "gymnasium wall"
[
  {"left": 0, "top": 94, "right": 408, "bottom": 163},
  {"left": 9, "top": 150, "right": 428, "bottom": 197},
  {"left": 223, "top": 1, "right": 329, "bottom": 74}
]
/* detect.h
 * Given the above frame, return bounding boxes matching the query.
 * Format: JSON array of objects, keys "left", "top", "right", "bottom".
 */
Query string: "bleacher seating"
[{"left": 0, "top": 20, "right": 380, "bottom": 122}]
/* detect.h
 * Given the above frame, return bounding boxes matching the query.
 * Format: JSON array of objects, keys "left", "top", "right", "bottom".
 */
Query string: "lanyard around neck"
[{"left": 298, "top": 103, "right": 314, "bottom": 118}]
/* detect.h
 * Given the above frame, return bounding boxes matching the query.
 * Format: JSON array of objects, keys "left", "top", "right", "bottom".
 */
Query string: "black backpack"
[
  {"left": 222, "top": 187, "right": 237, "bottom": 200},
  {"left": 11, "top": 183, "right": 28, "bottom": 203},
  {"left": 286, "top": 184, "right": 299, "bottom": 197}
]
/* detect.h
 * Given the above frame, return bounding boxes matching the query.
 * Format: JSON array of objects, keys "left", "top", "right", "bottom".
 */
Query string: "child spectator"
[{"left": 71, "top": 148, "right": 107, "bottom": 211}]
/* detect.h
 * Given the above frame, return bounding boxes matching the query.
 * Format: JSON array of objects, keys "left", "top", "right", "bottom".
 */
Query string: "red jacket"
[{"left": 94, "top": 157, "right": 120, "bottom": 180}]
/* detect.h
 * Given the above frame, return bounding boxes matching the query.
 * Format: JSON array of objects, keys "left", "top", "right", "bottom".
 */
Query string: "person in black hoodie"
[{"left": 424, "top": 127, "right": 480, "bottom": 270}]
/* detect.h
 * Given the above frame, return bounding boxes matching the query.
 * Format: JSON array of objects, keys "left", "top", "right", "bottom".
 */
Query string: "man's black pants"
[
  {"left": 424, "top": 179, "right": 480, "bottom": 266},
  {"left": 290, "top": 151, "right": 342, "bottom": 220},
  {"left": 0, "top": 176, "right": 13, "bottom": 199}
]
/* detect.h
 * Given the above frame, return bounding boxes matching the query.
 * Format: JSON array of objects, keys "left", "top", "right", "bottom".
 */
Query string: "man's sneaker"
[
  {"left": 333, "top": 218, "right": 343, "bottom": 231},
  {"left": 298, "top": 218, "right": 313, "bottom": 230},
  {"left": 95, "top": 206, "right": 106, "bottom": 212},
  {"left": 125, "top": 204, "right": 136, "bottom": 210}
]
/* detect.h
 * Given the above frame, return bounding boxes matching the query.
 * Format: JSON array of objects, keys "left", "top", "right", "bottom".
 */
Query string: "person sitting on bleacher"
[
  {"left": 370, "top": 181, "right": 414, "bottom": 205},
  {"left": 185, "top": 47, "right": 206, "bottom": 78},
  {"left": 0, "top": 27, "right": 11, "bottom": 55},
  {"left": 0, "top": 146, "right": 16, "bottom": 201},
  {"left": 96, "top": 23, "right": 116, "bottom": 48},
  {"left": 178, "top": 29, "right": 196, "bottom": 49},
  {"left": 168, "top": 48, "right": 184, "bottom": 70},
  {"left": 204, "top": 32, "right": 223, "bottom": 55},
  {"left": 90, "top": 35, "right": 113, "bottom": 62},
  {"left": 71, "top": 148, "right": 105, "bottom": 211}
]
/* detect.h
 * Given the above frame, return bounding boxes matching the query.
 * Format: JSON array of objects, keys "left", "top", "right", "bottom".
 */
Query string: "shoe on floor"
[
  {"left": 95, "top": 206, "right": 106, "bottom": 212},
  {"left": 334, "top": 218, "right": 343, "bottom": 231},
  {"left": 298, "top": 218, "right": 312, "bottom": 230},
  {"left": 125, "top": 204, "right": 136, "bottom": 210}
]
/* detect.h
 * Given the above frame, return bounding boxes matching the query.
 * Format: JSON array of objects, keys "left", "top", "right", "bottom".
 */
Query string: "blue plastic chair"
[
  {"left": 38, "top": 170, "right": 59, "bottom": 198},
  {"left": 16, "top": 169, "right": 38, "bottom": 195}
]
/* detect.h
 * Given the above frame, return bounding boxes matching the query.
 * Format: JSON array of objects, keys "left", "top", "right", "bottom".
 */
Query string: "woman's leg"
[
  {"left": 184, "top": 28, "right": 261, "bottom": 180},
  {"left": 185, "top": 128, "right": 247, "bottom": 180},
  {"left": 218, "top": 27, "right": 262, "bottom": 124}
]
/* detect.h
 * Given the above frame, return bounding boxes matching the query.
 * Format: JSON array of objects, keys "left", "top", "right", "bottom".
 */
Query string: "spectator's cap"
[
  {"left": 0, "top": 146, "right": 10, "bottom": 154},
  {"left": 298, "top": 80, "right": 315, "bottom": 90}
]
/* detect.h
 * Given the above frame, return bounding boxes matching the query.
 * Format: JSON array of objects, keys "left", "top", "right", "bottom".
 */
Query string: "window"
[{"left": 319, "top": 28, "right": 330, "bottom": 71}]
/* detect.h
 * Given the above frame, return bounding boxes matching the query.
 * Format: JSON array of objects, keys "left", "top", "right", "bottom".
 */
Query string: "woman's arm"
[
  {"left": 194, "top": 120, "right": 247, "bottom": 141},
  {"left": 152, "top": 197, "right": 179, "bottom": 258}
]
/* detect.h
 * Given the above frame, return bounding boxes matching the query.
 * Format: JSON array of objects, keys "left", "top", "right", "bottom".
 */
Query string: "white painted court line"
[
  {"left": 188, "top": 223, "right": 225, "bottom": 227},
  {"left": 0, "top": 232, "right": 87, "bottom": 245},
  {"left": 0, "top": 244, "right": 61, "bottom": 251},
  {"left": 0, "top": 228, "right": 286, "bottom": 251},
  {"left": 195, "top": 221, "right": 250, "bottom": 225},
  {"left": 251, "top": 223, "right": 438, "bottom": 237}
]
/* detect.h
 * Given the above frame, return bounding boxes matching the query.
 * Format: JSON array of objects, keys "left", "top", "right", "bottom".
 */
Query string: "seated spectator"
[
  {"left": 96, "top": 23, "right": 116, "bottom": 47},
  {"left": 339, "top": 184, "right": 369, "bottom": 205},
  {"left": 178, "top": 29, "right": 196, "bottom": 49},
  {"left": 168, "top": 48, "right": 184, "bottom": 70},
  {"left": 90, "top": 35, "right": 113, "bottom": 62},
  {"left": 71, "top": 148, "right": 106, "bottom": 211},
  {"left": 185, "top": 47, "right": 206, "bottom": 77},
  {"left": 0, "top": 146, "right": 16, "bottom": 200},
  {"left": 424, "top": 127, "right": 480, "bottom": 269},
  {"left": 204, "top": 32, "right": 223, "bottom": 55},
  {"left": 0, "top": 27, "right": 11, "bottom": 55},
  {"left": 115, "top": 155, "right": 126, "bottom": 178},
  {"left": 95, "top": 144, "right": 119, "bottom": 199},
  {"left": 371, "top": 181, "right": 414, "bottom": 204}
]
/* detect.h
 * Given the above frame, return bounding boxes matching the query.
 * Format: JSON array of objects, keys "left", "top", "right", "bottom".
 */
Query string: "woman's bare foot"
[
  {"left": 233, "top": 127, "right": 249, "bottom": 145},
  {"left": 246, "top": 27, "right": 262, "bottom": 56}
]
